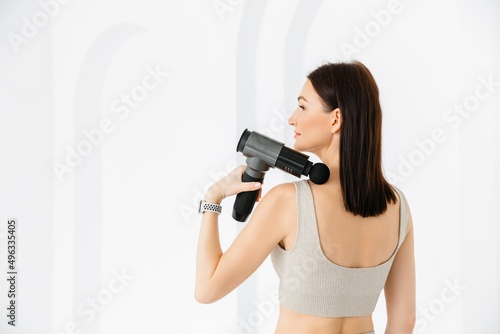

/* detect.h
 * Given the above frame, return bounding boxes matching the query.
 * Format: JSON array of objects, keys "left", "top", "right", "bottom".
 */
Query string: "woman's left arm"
[{"left": 195, "top": 165, "right": 291, "bottom": 304}]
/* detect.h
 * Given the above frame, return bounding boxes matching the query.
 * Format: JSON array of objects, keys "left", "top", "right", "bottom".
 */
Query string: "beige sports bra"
[{"left": 271, "top": 179, "right": 409, "bottom": 317}]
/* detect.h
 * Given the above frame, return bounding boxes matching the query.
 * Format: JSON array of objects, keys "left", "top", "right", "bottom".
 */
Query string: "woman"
[{"left": 195, "top": 61, "right": 416, "bottom": 334}]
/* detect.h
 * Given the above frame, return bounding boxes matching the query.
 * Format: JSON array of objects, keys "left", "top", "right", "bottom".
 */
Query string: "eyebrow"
[{"left": 298, "top": 96, "right": 309, "bottom": 102}]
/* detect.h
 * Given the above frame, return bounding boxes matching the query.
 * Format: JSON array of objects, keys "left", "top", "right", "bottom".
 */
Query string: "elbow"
[
  {"left": 405, "top": 312, "right": 416, "bottom": 331},
  {"left": 408, "top": 313, "right": 416, "bottom": 332},
  {"left": 386, "top": 313, "right": 416, "bottom": 334},
  {"left": 194, "top": 292, "right": 214, "bottom": 305},
  {"left": 195, "top": 278, "right": 231, "bottom": 304},
  {"left": 194, "top": 285, "right": 217, "bottom": 304}
]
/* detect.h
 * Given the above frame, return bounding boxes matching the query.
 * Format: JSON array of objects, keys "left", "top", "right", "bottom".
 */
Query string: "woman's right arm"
[{"left": 384, "top": 204, "right": 416, "bottom": 333}]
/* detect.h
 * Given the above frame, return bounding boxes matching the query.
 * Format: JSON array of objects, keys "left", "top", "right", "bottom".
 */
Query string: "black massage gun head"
[{"left": 309, "top": 163, "right": 330, "bottom": 184}]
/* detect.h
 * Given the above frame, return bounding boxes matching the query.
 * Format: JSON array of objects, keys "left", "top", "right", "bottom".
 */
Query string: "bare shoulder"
[
  {"left": 254, "top": 182, "right": 296, "bottom": 221},
  {"left": 253, "top": 182, "right": 297, "bottom": 241},
  {"left": 406, "top": 198, "right": 414, "bottom": 236},
  {"left": 265, "top": 181, "right": 296, "bottom": 197},
  {"left": 259, "top": 182, "right": 296, "bottom": 208},
  {"left": 396, "top": 185, "right": 414, "bottom": 236}
]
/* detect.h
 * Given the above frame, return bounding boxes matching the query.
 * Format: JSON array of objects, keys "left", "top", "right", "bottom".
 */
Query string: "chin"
[
  {"left": 293, "top": 137, "right": 312, "bottom": 153},
  {"left": 293, "top": 142, "right": 305, "bottom": 152}
]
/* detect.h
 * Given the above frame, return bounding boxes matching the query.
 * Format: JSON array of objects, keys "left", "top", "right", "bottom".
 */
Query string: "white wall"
[{"left": 0, "top": 0, "right": 499, "bottom": 333}]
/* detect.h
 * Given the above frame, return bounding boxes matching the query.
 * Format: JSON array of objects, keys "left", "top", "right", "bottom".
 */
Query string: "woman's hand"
[{"left": 205, "top": 165, "right": 262, "bottom": 204}]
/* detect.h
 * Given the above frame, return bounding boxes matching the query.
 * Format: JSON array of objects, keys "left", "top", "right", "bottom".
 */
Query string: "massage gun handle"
[{"left": 232, "top": 172, "right": 263, "bottom": 222}]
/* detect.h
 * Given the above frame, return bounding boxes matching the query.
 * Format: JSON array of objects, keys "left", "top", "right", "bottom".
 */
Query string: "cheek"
[
  {"left": 295, "top": 115, "right": 330, "bottom": 149},
  {"left": 304, "top": 115, "right": 330, "bottom": 139}
]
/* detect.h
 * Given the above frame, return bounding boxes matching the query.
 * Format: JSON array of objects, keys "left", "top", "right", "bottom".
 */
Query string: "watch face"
[{"left": 198, "top": 200, "right": 204, "bottom": 214}]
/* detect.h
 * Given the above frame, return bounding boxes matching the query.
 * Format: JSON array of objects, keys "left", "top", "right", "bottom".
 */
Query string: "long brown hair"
[{"left": 307, "top": 61, "right": 397, "bottom": 217}]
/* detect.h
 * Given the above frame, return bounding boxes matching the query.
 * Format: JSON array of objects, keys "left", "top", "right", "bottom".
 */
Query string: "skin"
[{"left": 195, "top": 79, "right": 416, "bottom": 334}]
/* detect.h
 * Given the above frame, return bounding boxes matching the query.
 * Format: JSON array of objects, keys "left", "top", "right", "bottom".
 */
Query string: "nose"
[{"left": 288, "top": 109, "right": 297, "bottom": 126}]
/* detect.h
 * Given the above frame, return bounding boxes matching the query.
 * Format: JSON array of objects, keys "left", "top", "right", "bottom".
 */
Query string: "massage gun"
[{"left": 232, "top": 129, "right": 330, "bottom": 222}]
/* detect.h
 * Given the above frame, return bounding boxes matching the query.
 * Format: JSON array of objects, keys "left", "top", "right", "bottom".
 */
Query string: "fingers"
[
  {"left": 241, "top": 181, "right": 261, "bottom": 193},
  {"left": 235, "top": 165, "right": 261, "bottom": 196}
]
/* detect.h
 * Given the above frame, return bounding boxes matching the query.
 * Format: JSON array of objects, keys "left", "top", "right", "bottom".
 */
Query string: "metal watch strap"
[{"left": 199, "top": 200, "right": 222, "bottom": 215}]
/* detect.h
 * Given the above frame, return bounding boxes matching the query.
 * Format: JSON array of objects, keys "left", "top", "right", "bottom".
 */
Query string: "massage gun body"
[{"left": 233, "top": 129, "right": 329, "bottom": 222}]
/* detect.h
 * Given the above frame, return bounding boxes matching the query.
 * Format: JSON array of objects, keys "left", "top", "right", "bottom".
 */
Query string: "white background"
[{"left": 0, "top": 0, "right": 499, "bottom": 333}]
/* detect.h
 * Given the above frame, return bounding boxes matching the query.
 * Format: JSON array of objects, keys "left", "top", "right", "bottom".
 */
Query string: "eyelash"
[{"left": 299, "top": 105, "right": 305, "bottom": 110}]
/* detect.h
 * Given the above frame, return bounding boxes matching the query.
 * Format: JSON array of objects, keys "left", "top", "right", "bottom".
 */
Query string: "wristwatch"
[{"left": 198, "top": 200, "right": 222, "bottom": 215}]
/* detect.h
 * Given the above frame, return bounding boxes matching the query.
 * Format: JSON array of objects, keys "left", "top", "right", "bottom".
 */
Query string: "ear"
[{"left": 330, "top": 108, "right": 342, "bottom": 134}]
